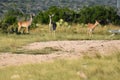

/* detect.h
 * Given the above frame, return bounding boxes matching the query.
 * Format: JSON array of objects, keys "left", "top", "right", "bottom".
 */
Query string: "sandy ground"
[{"left": 0, "top": 40, "right": 120, "bottom": 67}]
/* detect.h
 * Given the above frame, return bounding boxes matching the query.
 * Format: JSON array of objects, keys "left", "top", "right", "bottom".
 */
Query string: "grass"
[
  {"left": 13, "top": 47, "right": 61, "bottom": 55},
  {"left": 0, "top": 52, "right": 120, "bottom": 80},
  {"left": 0, "top": 24, "right": 120, "bottom": 52},
  {"left": 0, "top": 24, "right": 120, "bottom": 80}
]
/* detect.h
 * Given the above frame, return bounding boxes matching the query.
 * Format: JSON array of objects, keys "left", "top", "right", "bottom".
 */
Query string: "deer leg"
[
  {"left": 90, "top": 29, "right": 93, "bottom": 35},
  {"left": 23, "top": 28, "right": 26, "bottom": 34},
  {"left": 26, "top": 27, "right": 29, "bottom": 33},
  {"left": 87, "top": 29, "right": 91, "bottom": 35},
  {"left": 110, "top": 33, "right": 115, "bottom": 37},
  {"left": 18, "top": 26, "right": 21, "bottom": 33}
]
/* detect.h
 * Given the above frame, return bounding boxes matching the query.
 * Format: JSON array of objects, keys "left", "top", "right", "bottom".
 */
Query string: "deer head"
[{"left": 95, "top": 20, "right": 100, "bottom": 26}]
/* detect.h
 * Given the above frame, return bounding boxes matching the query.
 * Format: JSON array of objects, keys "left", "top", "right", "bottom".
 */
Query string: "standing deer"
[
  {"left": 48, "top": 14, "right": 57, "bottom": 38},
  {"left": 87, "top": 20, "right": 99, "bottom": 35},
  {"left": 49, "top": 14, "right": 54, "bottom": 32},
  {"left": 17, "top": 14, "right": 34, "bottom": 34}
]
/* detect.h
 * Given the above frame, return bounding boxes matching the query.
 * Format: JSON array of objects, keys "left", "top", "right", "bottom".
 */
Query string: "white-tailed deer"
[
  {"left": 87, "top": 20, "right": 99, "bottom": 35},
  {"left": 49, "top": 14, "right": 54, "bottom": 31},
  {"left": 18, "top": 14, "right": 34, "bottom": 34}
]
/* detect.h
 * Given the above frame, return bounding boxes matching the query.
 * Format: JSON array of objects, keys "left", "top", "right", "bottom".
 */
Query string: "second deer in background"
[
  {"left": 49, "top": 14, "right": 57, "bottom": 32},
  {"left": 87, "top": 20, "right": 100, "bottom": 35}
]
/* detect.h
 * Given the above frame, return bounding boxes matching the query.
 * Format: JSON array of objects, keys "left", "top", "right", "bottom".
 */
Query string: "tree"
[
  {"left": 0, "top": 9, "right": 23, "bottom": 33},
  {"left": 33, "top": 6, "right": 120, "bottom": 26},
  {"left": 34, "top": 6, "right": 77, "bottom": 24},
  {"left": 78, "top": 6, "right": 120, "bottom": 25}
]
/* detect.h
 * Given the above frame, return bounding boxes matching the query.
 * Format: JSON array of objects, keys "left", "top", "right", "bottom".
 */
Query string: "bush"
[
  {"left": 34, "top": 6, "right": 120, "bottom": 26},
  {"left": 0, "top": 9, "right": 23, "bottom": 33},
  {"left": 33, "top": 6, "right": 77, "bottom": 24},
  {"left": 0, "top": 6, "right": 119, "bottom": 34},
  {"left": 79, "top": 6, "right": 120, "bottom": 25}
]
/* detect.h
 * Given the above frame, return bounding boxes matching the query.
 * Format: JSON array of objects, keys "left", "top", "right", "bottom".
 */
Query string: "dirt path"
[{"left": 0, "top": 40, "right": 120, "bottom": 67}]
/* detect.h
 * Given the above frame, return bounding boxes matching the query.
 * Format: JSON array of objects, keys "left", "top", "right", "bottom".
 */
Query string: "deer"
[
  {"left": 48, "top": 14, "right": 57, "bottom": 37},
  {"left": 17, "top": 14, "right": 34, "bottom": 34},
  {"left": 87, "top": 20, "right": 99, "bottom": 35},
  {"left": 49, "top": 14, "right": 54, "bottom": 32}
]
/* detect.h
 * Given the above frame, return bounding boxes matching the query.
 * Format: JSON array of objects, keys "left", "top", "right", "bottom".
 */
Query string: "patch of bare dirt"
[{"left": 0, "top": 40, "right": 120, "bottom": 67}]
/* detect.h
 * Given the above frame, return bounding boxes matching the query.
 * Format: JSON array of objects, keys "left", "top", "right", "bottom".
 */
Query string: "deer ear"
[
  {"left": 49, "top": 15, "right": 51, "bottom": 17},
  {"left": 32, "top": 13, "right": 35, "bottom": 16},
  {"left": 96, "top": 20, "right": 98, "bottom": 22},
  {"left": 52, "top": 14, "right": 54, "bottom": 17},
  {"left": 30, "top": 13, "right": 35, "bottom": 17}
]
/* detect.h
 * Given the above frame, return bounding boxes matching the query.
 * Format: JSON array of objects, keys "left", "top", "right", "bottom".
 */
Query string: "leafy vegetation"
[
  {"left": 0, "top": 9, "right": 23, "bottom": 33},
  {"left": 0, "top": 0, "right": 117, "bottom": 17},
  {"left": 79, "top": 6, "right": 120, "bottom": 25},
  {"left": 33, "top": 6, "right": 76, "bottom": 24},
  {"left": 0, "top": 5, "right": 120, "bottom": 33}
]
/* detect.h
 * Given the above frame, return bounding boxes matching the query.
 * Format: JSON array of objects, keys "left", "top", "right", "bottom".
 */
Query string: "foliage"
[
  {"left": 0, "top": 0, "right": 117, "bottom": 17},
  {"left": 0, "top": 9, "right": 23, "bottom": 33},
  {"left": 0, "top": 9, "right": 37, "bottom": 33},
  {"left": 33, "top": 6, "right": 77, "bottom": 24},
  {"left": 0, "top": 5, "right": 120, "bottom": 34},
  {"left": 34, "top": 6, "right": 120, "bottom": 25},
  {"left": 79, "top": 6, "right": 120, "bottom": 25}
]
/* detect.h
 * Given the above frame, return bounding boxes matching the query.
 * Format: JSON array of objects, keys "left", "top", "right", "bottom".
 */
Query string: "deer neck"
[
  {"left": 95, "top": 22, "right": 98, "bottom": 26},
  {"left": 27, "top": 16, "right": 33, "bottom": 26},
  {"left": 49, "top": 17, "right": 52, "bottom": 24},
  {"left": 92, "top": 23, "right": 98, "bottom": 30},
  {"left": 30, "top": 15, "right": 33, "bottom": 22}
]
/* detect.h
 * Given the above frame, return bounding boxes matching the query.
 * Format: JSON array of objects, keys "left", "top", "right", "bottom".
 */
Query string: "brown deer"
[
  {"left": 87, "top": 20, "right": 99, "bottom": 35},
  {"left": 17, "top": 14, "right": 34, "bottom": 34}
]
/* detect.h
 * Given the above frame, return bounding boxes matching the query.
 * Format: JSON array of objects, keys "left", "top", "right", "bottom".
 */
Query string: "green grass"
[
  {"left": 0, "top": 52, "right": 120, "bottom": 80},
  {"left": 0, "top": 24, "right": 120, "bottom": 52}
]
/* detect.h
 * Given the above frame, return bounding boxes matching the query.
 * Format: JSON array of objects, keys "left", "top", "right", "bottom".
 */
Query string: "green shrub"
[
  {"left": 79, "top": 6, "right": 120, "bottom": 25},
  {"left": 0, "top": 9, "right": 23, "bottom": 33},
  {"left": 34, "top": 6, "right": 120, "bottom": 26}
]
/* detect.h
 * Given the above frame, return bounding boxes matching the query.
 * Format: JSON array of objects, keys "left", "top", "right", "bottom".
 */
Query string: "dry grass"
[
  {"left": 0, "top": 52, "right": 120, "bottom": 80},
  {"left": 0, "top": 24, "right": 120, "bottom": 80},
  {"left": 0, "top": 24, "right": 120, "bottom": 52}
]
